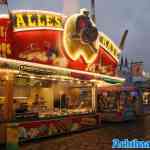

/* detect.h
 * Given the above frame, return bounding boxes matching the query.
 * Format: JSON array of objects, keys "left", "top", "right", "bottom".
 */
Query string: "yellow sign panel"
[
  {"left": 0, "top": 42, "right": 12, "bottom": 57},
  {"left": 99, "top": 32, "right": 120, "bottom": 62},
  {"left": 0, "top": 26, "right": 4, "bottom": 38},
  {"left": 0, "top": 25, "right": 12, "bottom": 57},
  {"left": 12, "top": 10, "right": 64, "bottom": 31}
]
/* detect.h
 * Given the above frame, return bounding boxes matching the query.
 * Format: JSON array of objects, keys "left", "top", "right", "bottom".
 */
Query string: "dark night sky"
[{"left": 0, "top": 0, "right": 150, "bottom": 72}]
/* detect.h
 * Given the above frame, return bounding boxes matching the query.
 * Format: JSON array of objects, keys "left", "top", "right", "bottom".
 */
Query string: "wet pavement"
[{"left": 21, "top": 115, "right": 150, "bottom": 150}]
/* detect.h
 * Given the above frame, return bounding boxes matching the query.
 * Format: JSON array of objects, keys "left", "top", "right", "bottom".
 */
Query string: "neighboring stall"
[
  {"left": 135, "top": 82, "right": 150, "bottom": 115},
  {"left": 97, "top": 84, "right": 139, "bottom": 122},
  {"left": 0, "top": 9, "right": 124, "bottom": 149}
]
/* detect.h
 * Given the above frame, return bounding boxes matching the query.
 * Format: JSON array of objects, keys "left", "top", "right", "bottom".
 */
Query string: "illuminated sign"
[
  {"left": 11, "top": 10, "right": 64, "bottom": 32},
  {"left": 0, "top": 10, "right": 121, "bottom": 74},
  {"left": 0, "top": 25, "right": 12, "bottom": 57},
  {"left": 63, "top": 13, "right": 99, "bottom": 64},
  {"left": 99, "top": 32, "right": 120, "bottom": 62},
  {"left": 0, "top": 42, "right": 11, "bottom": 56},
  {"left": 0, "top": 26, "right": 4, "bottom": 38}
]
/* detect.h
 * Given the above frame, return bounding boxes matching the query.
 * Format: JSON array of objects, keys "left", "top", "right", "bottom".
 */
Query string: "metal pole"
[
  {"left": 91, "top": 0, "right": 96, "bottom": 23},
  {"left": 119, "top": 30, "right": 128, "bottom": 50},
  {"left": 92, "top": 83, "right": 97, "bottom": 112}
]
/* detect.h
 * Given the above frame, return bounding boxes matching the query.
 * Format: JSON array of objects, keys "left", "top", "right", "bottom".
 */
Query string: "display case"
[{"left": 11, "top": 74, "right": 94, "bottom": 121}]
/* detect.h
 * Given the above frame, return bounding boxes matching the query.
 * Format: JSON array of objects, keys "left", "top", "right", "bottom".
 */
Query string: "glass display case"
[{"left": 12, "top": 74, "right": 93, "bottom": 121}]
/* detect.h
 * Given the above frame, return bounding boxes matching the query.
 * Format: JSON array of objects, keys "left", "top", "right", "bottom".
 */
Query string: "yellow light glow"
[
  {"left": 0, "top": 57, "right": 125, "bottom": 83},
  {"left": 63, "top": 14, "right": 99, "bottom": 64},
  {"left": 30, "top": 76, "right": 35, "bottom": 79},
  {"left": 0, "top": 69, "right": 19, "bottom": 74},
  {"left": 0, "top": 14, "right": 9, "bottom": 19},
  {"left": 14, "top": 27, "right": 64, "bottom": 32},
  {"left": 11, "top": 10, "right": 65, "bottom": 17},
  {"left": 99, "top": 32, "right": 121, "bottom": 62},
  {"left": 11, "top": 10, "right": 66, "bottom": 32}
]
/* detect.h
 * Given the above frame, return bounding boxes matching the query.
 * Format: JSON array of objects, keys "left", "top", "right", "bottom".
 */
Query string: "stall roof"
[
  {"left": 0, "top": 57, "right": 125, "bottom": 85},
  {"left": 99, "top": 83, "right": 136, "bottom": 92}
]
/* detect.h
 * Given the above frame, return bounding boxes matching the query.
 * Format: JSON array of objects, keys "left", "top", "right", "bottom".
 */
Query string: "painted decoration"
[
  {"left": 18, "top": 115, "right": 99, "bottom": 142},
  {"left": 99, "top": 32, "right": 120, "bottom": 63},
  {"left": 0, "top": 15, "right": 12, "bottom": 57}
]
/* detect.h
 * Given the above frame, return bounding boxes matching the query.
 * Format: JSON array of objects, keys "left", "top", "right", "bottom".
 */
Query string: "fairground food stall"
[
  {"left": 97, "top": 84, "right": 140, "bottom": 122},
  {"left": 0, "top": 9, "right": 124, "bottom": 149}
]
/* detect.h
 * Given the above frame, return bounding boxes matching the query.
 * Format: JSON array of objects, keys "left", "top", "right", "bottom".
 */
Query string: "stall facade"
[{"left": 0, "top": 9, "right": 124, "bottom": 149}]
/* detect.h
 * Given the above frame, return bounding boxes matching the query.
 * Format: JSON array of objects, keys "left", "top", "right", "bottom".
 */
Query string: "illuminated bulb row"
[{"left": 16, "top": 73, "right": 86, "bottom": 84}]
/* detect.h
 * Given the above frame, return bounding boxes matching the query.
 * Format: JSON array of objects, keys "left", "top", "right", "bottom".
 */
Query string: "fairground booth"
[
  {"left": 97, "top": 83, "right": 139, "bottom": 122},
  {"left": 0, "top": 9, "right": 124, "bottom": 148}
]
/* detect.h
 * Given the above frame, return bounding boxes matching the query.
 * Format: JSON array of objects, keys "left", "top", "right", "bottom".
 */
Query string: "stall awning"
[
  {"left": 0, "top": 57, "right": 125, "bottom": 85},
  {"left": 99, "top": 83, "right": 136, "bottom": 92}
]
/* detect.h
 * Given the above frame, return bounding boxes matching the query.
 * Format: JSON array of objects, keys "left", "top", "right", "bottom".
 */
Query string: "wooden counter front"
[{"left": 6, "top": 113, "right": 101, "bottom": 147}]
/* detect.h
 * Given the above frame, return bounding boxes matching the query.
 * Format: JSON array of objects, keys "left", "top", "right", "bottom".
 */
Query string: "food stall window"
[
  {"left": 12, "top": 75, "right": 93, "bottom": 121},
  {"left": 97, "top": 92, "right": 118, "bottom": 112}
]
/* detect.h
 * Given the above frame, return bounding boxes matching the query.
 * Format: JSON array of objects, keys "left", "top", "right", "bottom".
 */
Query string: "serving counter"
[{"left": 6, "top": 113, "right": 101, "bottom": 149}]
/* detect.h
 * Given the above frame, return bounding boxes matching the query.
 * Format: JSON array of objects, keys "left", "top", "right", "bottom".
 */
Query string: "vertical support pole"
[
  {"left": 4, "top": 73, "right": 19, "bottom": 150},
  {"left": 0, "top": 73, "right": 14, "bottom": 146},
  {"left": 137, "top": 89, "right": 143, "bottom": 116},
  {"left": 92, "top": 83, "right": 97, "bottom": 112},
  {"left": 3, "top": 74, "right": 14, "bottom": 122}
]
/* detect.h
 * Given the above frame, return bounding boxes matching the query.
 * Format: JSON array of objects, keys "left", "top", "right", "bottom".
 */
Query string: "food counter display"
[
  {"left": 11, "top": 113, "right": 99, "bottom": 144},
  {"left": 0, "top": 70, "right": 101, "bottom": 148}
]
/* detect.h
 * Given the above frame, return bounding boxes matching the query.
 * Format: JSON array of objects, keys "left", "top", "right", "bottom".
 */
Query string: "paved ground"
[{"left": 21, "top": 115, "right": 150, "bottom": 150}]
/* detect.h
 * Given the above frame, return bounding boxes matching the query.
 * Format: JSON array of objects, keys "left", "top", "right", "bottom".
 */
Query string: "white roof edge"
[
  {"left": 11, "top": 9, "right": 67, "bottom": 17},
  {"left": 0, "top": 14, "right": 9, "bottom": 19}
]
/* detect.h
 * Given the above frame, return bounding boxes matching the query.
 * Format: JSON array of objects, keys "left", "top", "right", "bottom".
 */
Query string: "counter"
[{"left": 6, "top": 113, "right": 101, "bottom": 149}]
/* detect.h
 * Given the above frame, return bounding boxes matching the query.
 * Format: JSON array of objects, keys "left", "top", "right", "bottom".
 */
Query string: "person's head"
[
  {"left": 33, "top": 101, "right": 38, "bottom": 105},
  {"left": 35, "top": 94, "right": 39, "bottom": 98}
]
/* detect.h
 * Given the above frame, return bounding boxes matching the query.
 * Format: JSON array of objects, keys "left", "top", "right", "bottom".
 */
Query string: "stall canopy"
[
  {"left": 0, "top": 57, "right": 125, "bottom": 86},
  {"left": 99, "top": 83, "right": 136, "bottom": 92}
]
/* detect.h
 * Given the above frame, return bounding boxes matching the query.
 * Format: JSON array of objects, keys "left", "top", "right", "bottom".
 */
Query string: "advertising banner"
[
  {"left": 131, "top": 62, "right": 144, "bottom": 82},
  {"left": 131, "top": 63, "right": 143, "bottom": 77}
]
